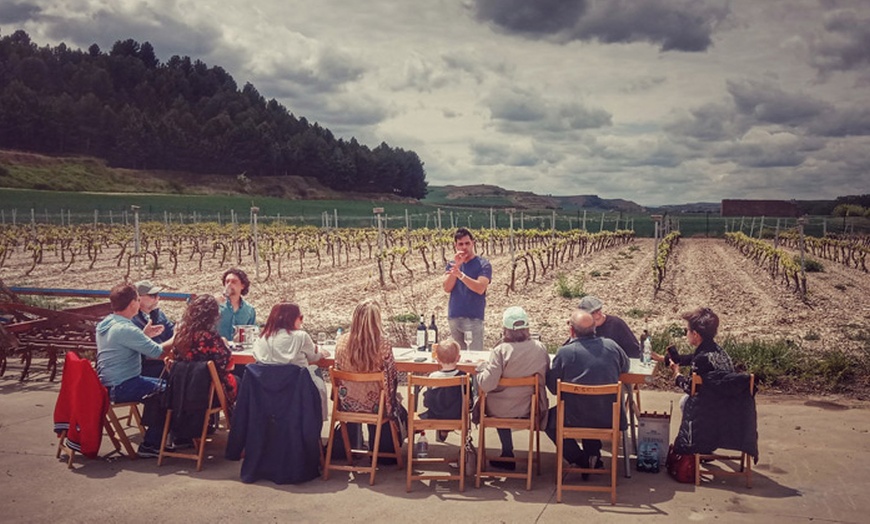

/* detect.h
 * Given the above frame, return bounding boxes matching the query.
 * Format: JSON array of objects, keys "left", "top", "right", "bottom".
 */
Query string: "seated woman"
[
  {"left": 332, "top": 299, "right": 402, "bottom": 461},
  {"left": 252, "top": 303, "right": 330, "bottom": 420},
  {"left": 475, "top": 306, "right": 550, "bottom": 470},
  {"left": 173, "top": 295, "right": 238, "bottom": 416}
]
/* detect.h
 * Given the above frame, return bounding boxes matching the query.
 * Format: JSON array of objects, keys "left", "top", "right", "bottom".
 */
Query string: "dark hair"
[
  {"left": 681, "top": 307, "right": 719, "bottom": 340},
  {"left": 110, "top": 283, "right": 138, "bottom": 312},
  {"left": 260, "top": 303, "right": 302, "bottom": 339},
  {"left": 174, "top": 295, "right": 221, "bottom": 358},
  {"left": 453, "top": 227, "right": 474, "bottom": 242},
  {"left": 503, "top": 327, "right": 531, "bottom": 343},
  {"left": 222, "top": 268, "right": 251, "bottom": 296}
]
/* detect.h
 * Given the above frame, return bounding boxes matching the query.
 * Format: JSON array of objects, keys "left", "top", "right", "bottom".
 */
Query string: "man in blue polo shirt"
[
  {"left": 96, "top": 282, "right": 175, "bottom": 457},
  {"left": 443, "top": 228, "right": 491, "bottom": 350}
]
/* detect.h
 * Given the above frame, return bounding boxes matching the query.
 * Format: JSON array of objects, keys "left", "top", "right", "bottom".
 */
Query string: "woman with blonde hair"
[{"left": 332, "top": 299, "right": 402, "bottom": 460}]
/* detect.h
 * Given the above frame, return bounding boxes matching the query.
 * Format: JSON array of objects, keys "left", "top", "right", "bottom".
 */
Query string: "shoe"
[
  {"left": 489, "top": 451, "right": 516, "bottom": 471},
  {"left": 137, "top": 442, "right": 175, "bottom": 458},
  {"left": 581, "top": 453, "right": 602, "bottom": 481},
  {"left": 436, "top": 430, "right": 449, "bottom": 443},
  {"left": 172, "top": 438, "right": 194, "bottom": 450}
]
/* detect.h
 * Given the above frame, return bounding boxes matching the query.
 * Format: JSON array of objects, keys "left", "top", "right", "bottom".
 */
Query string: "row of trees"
[{"left": 0, "top": 30, "right": 427, "bottom": 198}]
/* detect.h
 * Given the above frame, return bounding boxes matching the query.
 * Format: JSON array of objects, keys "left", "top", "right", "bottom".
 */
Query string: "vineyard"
[{"left": 2, "top": 222, "right": 869, "bottom": 393}]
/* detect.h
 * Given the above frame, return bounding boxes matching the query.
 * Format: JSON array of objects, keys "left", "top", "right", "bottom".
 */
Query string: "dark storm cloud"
[
  {"left": 810, "top": 6, "right": 870, "bottom": 74},
  {"left": 471, "top": 0, "right": 730, "bottom": 52},
  {"left": 0, "top": 2, "right": 41, "bottom": 24},
  {"left": 664, "top": 103, "right": 741, "bottom": 142},
  {"left": 726, "top": 79, "right": 832, "bottom": 126},
  {"left": 472, "top": 0, "right": 588, "bottom": 35},
  {"left": 809, "top": 107, "right": 870, "bottom": 137},
  {"left": 470, "top": 141, "right": 541, "bottom": 167},
  {"left": 485, "top": 87, "right": 611, "bottom": 136}
]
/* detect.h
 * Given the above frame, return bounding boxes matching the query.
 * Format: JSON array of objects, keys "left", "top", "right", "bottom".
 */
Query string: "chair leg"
[
  {"left": 105, "top": 408, "right": 138, "bottom": 459},
  {"left": 695, "top": 454, "right": 702, "bottom": 486},
  {"left": 370, "top": 422, "right": 384, "bottom": 485},
  {"left": 157, "top": 410, "right": 173, "bottom": 466},
  {"left": 323, "top": 424, "right": 336, "bottom": 481},
  {"left": 475, "top": 423, "right": 485, "bottom": 488},
  {"left": 525, "top": 427, "right": 533, "bottom": 490}
]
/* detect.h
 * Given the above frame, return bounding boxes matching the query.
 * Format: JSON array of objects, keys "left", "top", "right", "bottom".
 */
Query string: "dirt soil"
[{"left": 3, "top": 237, "right": 868, "bottom": 391}]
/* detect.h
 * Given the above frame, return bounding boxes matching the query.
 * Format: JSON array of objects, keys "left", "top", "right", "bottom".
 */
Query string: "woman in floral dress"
[{"left": 173, "top": 295, "right": 238, "bottom": 414}]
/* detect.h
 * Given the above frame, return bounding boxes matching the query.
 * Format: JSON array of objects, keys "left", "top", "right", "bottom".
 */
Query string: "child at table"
[{"left": 421, "top": 338, "right": 467, "bottom": 442}]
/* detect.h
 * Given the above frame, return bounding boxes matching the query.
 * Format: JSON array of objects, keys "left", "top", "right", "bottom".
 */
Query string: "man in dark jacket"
[
  {"left": 132, "top": 280, "right": 175, "bottom": 377},
  {"left": 546, "top": 309, "right": 629, "bottom": 472}
]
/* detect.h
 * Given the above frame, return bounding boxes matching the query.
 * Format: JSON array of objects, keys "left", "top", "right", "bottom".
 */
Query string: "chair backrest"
[
  {"left": 690, "top": 373, "right": 755, "bottom": 397},
  {"left": 408, "top": 373, "right": 470, "bottom": 417},
  {"left": 556, "top": 380, "right": 622, "bottom": 430},
  {"left": 479, "top": 374, "right": 538, "bottom": 420},
  {"left": 329, "top": 367, "right": 385, "bottom": 412}
]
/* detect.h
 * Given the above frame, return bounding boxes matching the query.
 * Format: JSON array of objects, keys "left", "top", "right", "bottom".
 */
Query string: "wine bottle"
[
  {"left": 416, "top": 314, "right": 427, "bottom": 351},
  {"left": 427, "top": 314, "right": 438, "bottom": 351}
]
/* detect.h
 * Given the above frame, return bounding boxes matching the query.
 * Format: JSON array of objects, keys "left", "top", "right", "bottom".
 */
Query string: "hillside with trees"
[{"left": 0, "top": 30, "right": 427, "bottom": 198}]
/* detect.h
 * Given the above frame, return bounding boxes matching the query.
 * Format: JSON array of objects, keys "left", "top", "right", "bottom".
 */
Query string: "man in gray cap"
[
  {"left": 132, "top": 280, "right": 175, "bottom": 377},
  {"left": 578, "top": 295, "right": 640, "bottom": 359}
]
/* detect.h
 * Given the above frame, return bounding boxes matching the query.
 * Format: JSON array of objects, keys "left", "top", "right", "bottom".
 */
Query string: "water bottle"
[
  {"left": 415, "top": 432, "right": 429, "bottom": 458},
  {"left": 643, "top": 337, "right": 652, "bottom": 366}
]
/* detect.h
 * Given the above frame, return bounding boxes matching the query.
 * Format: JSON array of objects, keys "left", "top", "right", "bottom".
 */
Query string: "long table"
[{"left": 230, "top": 346, "right": 655, "bottom": 477}]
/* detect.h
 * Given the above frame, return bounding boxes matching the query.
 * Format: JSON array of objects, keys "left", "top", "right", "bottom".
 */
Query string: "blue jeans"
[
  {"left": 447, "top": 317, "right": 485, "bottom": 351},
  {"left": 109, "top": 376, "right": 166, "bottom": 447}
]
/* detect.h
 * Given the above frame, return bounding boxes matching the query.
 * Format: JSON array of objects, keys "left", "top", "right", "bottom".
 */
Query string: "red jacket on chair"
[{"left": 53, "top": 352, "right": 110, "bottom": 458}]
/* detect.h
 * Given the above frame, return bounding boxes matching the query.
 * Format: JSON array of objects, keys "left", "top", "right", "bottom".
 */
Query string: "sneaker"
[
  {"left": 137, "top": 443, "right": 161, "bottom": 458},
  {"left": 436, "top": 430, "right": 450, "bottom": 443},
  {"left": 137, "top": 442, "right": 175, "bottom": 458},
  {"left": 489, "top": 451, "right": 516, "bottom": 471},
  {"left": 172, "top": 438, "right": 194, "bottom": 450}
]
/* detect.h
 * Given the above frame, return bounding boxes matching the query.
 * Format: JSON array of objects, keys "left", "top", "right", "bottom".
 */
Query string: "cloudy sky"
[{"left": 2, "top": 0, "right": 870, "bottom": 205}]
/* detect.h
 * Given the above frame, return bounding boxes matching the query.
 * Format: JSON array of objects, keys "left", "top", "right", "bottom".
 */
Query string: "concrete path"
[{"left": 2, "top": 369, "right": 868, "bottom": 523}]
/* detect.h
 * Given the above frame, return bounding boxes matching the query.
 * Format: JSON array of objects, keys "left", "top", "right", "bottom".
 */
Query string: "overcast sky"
[{"left": 2, "top": 0, "right": 869, "bottom": 205}]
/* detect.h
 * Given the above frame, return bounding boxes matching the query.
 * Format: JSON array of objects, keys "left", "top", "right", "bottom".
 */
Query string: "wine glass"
[{"left": 317, "top": 332, "right": 327, "bottom": 348}]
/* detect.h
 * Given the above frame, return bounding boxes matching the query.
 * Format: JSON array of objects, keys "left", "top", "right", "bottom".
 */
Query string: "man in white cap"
[
  {"left": 577, "top": 295, "right": 640, "bottom": 359},
  {"left": 475, "top": 306, "right": 549, "bottom": 470},
  {"left": 132, "top": 280, "right": 175, "bottom": 377}
]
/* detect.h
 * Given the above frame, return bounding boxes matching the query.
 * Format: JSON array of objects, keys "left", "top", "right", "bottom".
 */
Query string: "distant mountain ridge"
[{"left": 424, "top": 184, "right": 649, "bottom": 213}]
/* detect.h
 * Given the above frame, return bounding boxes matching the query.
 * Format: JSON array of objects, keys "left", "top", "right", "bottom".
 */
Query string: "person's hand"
[
  {"left": 669, "top": 361, "right": 680, "bottom": 378},
  {"left": 453, "top": 250, "right": 466, "bottom": 265},
  {"left": 650, "top": 351, "right": 664, "bottom": 363},
  {"left": 143, "top": 319, "right": 165, "bottom": 338},
  {"left": 319, "top": 348, "right": 331, "bottom": 358}
]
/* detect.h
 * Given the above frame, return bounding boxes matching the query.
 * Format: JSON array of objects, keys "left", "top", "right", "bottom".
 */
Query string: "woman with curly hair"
[{"left": 174, "top": 294, "right": 238, "bottom": 411}]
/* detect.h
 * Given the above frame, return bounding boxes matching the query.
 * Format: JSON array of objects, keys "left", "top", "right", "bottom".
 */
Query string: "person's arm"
[
  {"left": 300, "top": 332, "right": 324, "bottom": 363},
  {"left": 475, "top": 347, "right": 505, "bottom": 393},
  {"left": 546, "top": 352, "right": 563, "bottom": 395},
  {"left": 458, "top": 273, "right": 490, "bottom": 295},
  {"left": 381, "top": 341, "right": 399, "bottom": 416}
]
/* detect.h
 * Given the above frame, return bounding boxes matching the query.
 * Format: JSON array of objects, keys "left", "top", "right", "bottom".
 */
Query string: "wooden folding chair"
[
  {"left": 158, "top": 361, "right": 231, "bottom": 471},
  {"left": 406, "top": 374, "right": 469, "bottom": 492},
  {"left": 103, "top": 402, "right": 145, "bottom": 459},
  {"left": 692, "top": 373, "right": 755, "bottom": 487},
  {"left": 556, "top": 380, "right": 622, "bottom": 504},
  {"left": 323, "top": 367, "right": 404, "bottom": 486},
  {"left": 475, "top": 375, "right": 541, "bottom": 490}
]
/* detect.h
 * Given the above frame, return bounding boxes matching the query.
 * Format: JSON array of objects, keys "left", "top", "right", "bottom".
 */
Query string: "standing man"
[
  {"left": 96, "top": 282, "right": 175, "bottom": 457},
  {"left": 132, "top": 280, "right": 175, "bottom": 377},
  {"left": 443, "top": 228, "right": 491, "bottom": 351},
  {"left": 546, "top": 308, "right": 628, "bottom": 473},
  {"left": 218, "top": 268, "right": 256, "bottom": 341},
  {"left": 578, "top": 296, "right": 641, "bottom": 359}
]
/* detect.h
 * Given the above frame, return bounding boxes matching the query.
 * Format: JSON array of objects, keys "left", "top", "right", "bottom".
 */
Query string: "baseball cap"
[
  {"left": 135, "top": 280, "right": 163, "bottom": 295},
  {"left": 578, "top": 295, "right": 603, "bottom": 313},
  {"left": 502, "top": 306, "right": 530, "bottom": 330}
]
